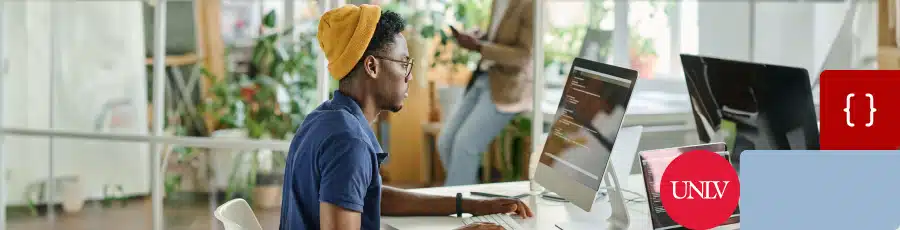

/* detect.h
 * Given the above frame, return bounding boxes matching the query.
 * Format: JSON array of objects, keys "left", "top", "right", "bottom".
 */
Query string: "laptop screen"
[{"left": 639, "top": 143, "right": 740, "bottom": 230}]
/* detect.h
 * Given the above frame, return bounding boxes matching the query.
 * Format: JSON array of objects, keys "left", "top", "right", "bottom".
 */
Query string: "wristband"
[{"left": 455, "top": 192, "right": 463, "bottom": 217}]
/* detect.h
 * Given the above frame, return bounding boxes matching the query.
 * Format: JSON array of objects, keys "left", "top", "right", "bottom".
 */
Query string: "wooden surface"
[
  {"left": 195, "top": 0, "right": 226, "bottom": 134},
  {"left": 195, "top": 0, "right": 225, "bottom": 85},
  {"left": 145, "top": 53, "right": 200, "bottom": 66},
  {"left": 879, "top": 0, "right": 896, "bottom": 48},
  {"left": 878, "top": 46, "right": 900, "bottom": 69},
  {"left": 879, "top": 0, "right": 899, "bottom": 69}
]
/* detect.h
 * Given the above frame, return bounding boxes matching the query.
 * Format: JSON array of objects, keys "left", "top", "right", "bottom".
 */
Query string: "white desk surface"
[{"left": 382, "top": 175, "right": 740, "bottom": 230}]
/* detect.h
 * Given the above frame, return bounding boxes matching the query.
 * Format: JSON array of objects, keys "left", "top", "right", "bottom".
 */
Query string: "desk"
[{"left": 382, "top": 175, "right": 740, "bottom": 230}]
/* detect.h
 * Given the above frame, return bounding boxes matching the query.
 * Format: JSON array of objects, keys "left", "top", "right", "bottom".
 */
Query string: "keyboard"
[{"left": 462, "top": 214, "right": 525, "bottom": 230}]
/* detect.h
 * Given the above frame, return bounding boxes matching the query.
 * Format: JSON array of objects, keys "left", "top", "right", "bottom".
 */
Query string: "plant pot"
[
  {"left": 210, "top": 129, "right": 249, "bottom": 191},
  {"left": 252, "top": 185, "right": 282, "bottom": 210},
  {"left": 629, "top": 50, "right": 658, "bottom": 79},
  {"left": 253, "top": 172, "right": 283, "bottom": 209},
  {"left": 61, "top": 177, "right": 85, "bottom": 214}
]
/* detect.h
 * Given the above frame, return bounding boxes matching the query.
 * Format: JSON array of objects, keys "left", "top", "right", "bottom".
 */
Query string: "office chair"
[{"left": 214, "top": 198, "right": 264, "bottom": 230}]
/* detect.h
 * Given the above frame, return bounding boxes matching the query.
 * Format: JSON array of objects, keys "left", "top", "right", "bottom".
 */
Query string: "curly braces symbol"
[
  {"left": 845, "top": 93, "right": 854, "bottom": 127},
  {"left": 866, "top": 93, "right": 876, "bottom": 127},
  {"left": 843, "top": 93, "right": 876, "bottom": 128}
]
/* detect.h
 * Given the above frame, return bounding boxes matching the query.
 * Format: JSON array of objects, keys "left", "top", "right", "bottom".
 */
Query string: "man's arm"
[
  {"left": 320, "top": 203, "right": 362, "bottom": 230},
  {"left": 318, "top": 137, "right": 374, "bottom": 229},
  {"left": 380, "top": 186, "right": 471, "bottom": 216},
  {"left": 479, "top": 0, "right": 534, "bottom": 68},
  {"left": 380, "top": 186, "right": 533, "bottom": 218}
]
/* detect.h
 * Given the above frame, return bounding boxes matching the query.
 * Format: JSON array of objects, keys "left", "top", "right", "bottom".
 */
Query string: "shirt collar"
[
  {"left": 332, "top": 90, "right": 369, "bottom": 125},
  {"left": 331, "top": 90, "right": 387, "bottom": 158}
]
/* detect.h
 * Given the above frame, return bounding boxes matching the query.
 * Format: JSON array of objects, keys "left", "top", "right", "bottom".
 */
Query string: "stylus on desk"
[
  {"left": 540, "top": 193, "right": 567, "bottom": 202},
  {"left": 470, "top": 191, "right": 529, "bottom": 199}
]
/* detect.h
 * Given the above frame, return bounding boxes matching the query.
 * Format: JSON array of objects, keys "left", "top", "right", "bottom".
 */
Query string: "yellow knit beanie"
[{"left": 317, "top": 4, "right": 382, "bottom": 80}]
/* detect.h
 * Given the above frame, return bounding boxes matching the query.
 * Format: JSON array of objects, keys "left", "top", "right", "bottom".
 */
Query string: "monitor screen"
[
  {"left": 539, "top": 58, "right": 638, "bottom": 191},
  {"left": 680, "top": 54, "right": 820, "bottom": 166}
]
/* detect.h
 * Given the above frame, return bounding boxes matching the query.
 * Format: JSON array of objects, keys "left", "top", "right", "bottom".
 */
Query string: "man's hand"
[
  {"left": 469, "top": 28, "right": 484, "bottom": 39},
  {"left": 453, "top": 31, "right": 482, "bottom": 52},
  {"left": 467, "top": 198, "right": 535, "bottom": 218},
  {"left": 455, "top": 222, "right": 504, "bottom": 230}
]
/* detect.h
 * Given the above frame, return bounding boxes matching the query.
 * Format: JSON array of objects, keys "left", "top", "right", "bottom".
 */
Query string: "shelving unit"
[{"left": 879, "top": 0, "right": 900, "bottom": 69}]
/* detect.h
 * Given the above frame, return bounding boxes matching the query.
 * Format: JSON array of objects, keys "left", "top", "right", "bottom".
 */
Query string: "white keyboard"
[{"left": 462, "top": 214, "right": 525, "bottom": 230}]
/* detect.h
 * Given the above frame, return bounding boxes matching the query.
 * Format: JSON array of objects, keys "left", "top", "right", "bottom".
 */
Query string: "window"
[{"left": 543, "top": 0, "right": 698, "bottom": 118}]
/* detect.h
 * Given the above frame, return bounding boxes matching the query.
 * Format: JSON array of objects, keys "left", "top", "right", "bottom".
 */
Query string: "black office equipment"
[{"left": 679, "top": 54, "right": 820, "bottom": 167}]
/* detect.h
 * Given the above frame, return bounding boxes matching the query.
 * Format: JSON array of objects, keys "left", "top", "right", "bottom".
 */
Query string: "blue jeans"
[{"left": 438, "top": 75, "right": 516, "bottom": 186}]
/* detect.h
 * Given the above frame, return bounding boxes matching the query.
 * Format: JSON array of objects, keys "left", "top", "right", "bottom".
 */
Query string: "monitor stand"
[{"left": 555, "top": 164, "right": 630, "bottom": 230}]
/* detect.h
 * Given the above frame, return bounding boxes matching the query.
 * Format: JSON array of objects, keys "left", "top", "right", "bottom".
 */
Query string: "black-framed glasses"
[{"left": 371, "top": 55, "right": 415, "bottom": 77}]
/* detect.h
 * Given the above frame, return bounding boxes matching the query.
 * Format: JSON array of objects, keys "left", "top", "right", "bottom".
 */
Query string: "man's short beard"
[
  {"left": 388, "top": 105, "right": 403, "bottom": 112},
  {"left": 377, "top": 92, "right": 402, "bottom": 112}
]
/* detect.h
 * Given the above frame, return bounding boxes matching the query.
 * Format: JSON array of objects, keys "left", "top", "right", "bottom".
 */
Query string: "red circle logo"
[{"left": 660, "top": 150, "right": 740, "bottom": 229}]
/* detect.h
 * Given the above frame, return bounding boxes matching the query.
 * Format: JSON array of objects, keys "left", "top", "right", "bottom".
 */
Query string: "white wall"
[
  {"left": 814, "top": 3, "right": 850, "bottom": 73},
  {"left": 697, "top": 1, "right": 868, "bottom": 74},
  {"left": 755, "top": 3, "right": 817, "bottom": 72},
  {"left": 697, "top": 2, "right": 752, "bottom": 61},
  {"left": 2, "top": 2, "right": 150, "bottom": 206}
]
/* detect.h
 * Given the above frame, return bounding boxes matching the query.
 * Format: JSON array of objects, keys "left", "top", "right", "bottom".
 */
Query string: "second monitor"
[{"left": 680, "top": 54, "right": 821, "bottom": 169}]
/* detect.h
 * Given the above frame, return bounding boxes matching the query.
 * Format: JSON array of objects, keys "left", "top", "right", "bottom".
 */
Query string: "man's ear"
[{"left": 362, "top": 55, "right": 378, "bottom": 79}]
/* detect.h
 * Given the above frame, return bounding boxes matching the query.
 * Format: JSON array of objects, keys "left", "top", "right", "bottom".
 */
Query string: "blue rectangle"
[{"left": 741, "top": 150, "right": 900, "bottom": 230}]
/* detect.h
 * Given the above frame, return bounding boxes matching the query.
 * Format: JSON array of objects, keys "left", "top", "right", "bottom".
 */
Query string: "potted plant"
[
  {"left": 630, "top": 33, "right": 657, "bottom": 79},
  {"left": 201, "top": 10, "right": 317, "bottom": 208},
  {"left": 628, "top": 0, "right": 671, "bottom": 79}
]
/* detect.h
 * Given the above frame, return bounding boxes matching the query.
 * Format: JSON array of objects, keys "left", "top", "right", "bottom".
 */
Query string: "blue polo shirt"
[{"left": 279, "top": 91, "right": 387, "bottom": 230}]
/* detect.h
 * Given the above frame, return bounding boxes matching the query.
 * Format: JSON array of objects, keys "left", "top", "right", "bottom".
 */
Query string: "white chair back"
[{"left": 214, "top": 198, "right": 264, "bottom": 230}]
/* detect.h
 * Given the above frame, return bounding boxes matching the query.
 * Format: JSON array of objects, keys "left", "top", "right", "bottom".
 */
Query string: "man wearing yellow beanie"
[{"left": 279, "top": 5, "right": 532, "bottom": 230}]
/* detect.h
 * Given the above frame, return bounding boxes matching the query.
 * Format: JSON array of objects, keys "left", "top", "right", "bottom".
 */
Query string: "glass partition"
[{"left": 3, "top": 136, "right": 286, "bottom": 230}]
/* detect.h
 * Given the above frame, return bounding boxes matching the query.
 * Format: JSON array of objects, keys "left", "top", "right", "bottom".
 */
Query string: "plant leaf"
[
  {"left": 280, "top": 27, "right": 295, "bottom": 37},
  {"left": 420, "top": 25, "right": 435, "bottom": 38},
  {"left": 263, "top": 10, "right": 277, "bottom": 29},
  {"left": 455, "top": 4, "right": 467, "bottom": 20},
  {"left": 440, "top": 31, "right": 449, "bottom": 45}
]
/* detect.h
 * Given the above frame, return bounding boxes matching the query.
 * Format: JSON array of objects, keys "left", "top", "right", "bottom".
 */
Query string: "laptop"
[{"left": 637, "top": 143, "right": 740, "bottom": 230}]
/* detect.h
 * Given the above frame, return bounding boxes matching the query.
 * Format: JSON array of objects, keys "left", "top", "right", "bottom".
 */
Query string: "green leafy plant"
[
  {"left": 493, "top": 114, "right": 533, "bottom": 182},
  {"left": 629, "top": 0, "right": 672, "bottom": 57},
  {"left": 631, "top": 32, "right": 656, "bottom": 56},
  {"left": 383, "top": 0, "right": 490, "bottom": 69},
  {"left": 200, "top": 10, "right": 317, "bottom": 202},
  {"left": 544, "top": 25, "right": 590, "bottom": 68}
]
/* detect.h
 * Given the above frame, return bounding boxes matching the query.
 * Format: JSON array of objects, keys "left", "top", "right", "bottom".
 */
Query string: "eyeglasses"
[{"left": 371, "top": 55, "right": 415, "bottom": 77}]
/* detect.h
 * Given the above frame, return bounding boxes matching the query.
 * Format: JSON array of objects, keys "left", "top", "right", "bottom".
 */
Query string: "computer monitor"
[
  {"left": 680, "top": 54, "right": 820, "bottom": 169},
  {"left": 533, "top": 58, "right": 638, "bottom": 229}
]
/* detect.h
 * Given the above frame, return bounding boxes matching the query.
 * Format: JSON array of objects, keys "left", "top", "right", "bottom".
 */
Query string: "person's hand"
[
  {"left": 455, "top": 222, "right": 504, "bottom": 230},
  {"left": 468, "top": 28, "right": 484, "bottom": 39},
  {"left": 469, "top": 198, "right": 534, "bottom": 218},
  {"left": 452, "top": 31, "right": 482, "bottom": 52}
]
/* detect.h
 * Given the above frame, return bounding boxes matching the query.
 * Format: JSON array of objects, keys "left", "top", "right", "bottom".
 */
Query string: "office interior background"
[{"left": 0, "top": 0, "right": 892, "bottom": 229}]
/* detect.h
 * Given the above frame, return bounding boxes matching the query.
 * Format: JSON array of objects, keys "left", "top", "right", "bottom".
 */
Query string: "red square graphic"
[{"left": 819, "top": 70, "right": 900, "bottom": 150}]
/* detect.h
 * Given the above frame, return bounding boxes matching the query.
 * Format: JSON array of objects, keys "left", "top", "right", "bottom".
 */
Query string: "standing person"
[
  {"left": 279, "top": 4, "right": 533, "bottom": 230},
  {"left": 438, "top": 0, "right": 535, "bottom": 186}
]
